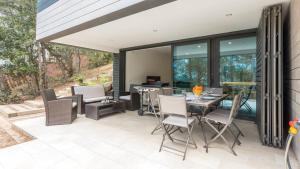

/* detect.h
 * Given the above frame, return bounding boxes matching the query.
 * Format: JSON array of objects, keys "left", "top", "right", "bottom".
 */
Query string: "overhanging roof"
[{"left": 51, "top": 0, "right": 289, "bottom": 53}]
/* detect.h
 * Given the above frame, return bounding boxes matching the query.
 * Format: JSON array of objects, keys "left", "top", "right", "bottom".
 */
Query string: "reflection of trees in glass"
[
  {"left": 173, "top": 56, "right": 208, "bottom": 88},
  {"left": 220, "top": 54, "right": 256, "bottom": 83}
]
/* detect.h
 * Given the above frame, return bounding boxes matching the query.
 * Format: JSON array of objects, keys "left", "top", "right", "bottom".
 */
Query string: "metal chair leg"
[
  {"left": 189, "top": 124, "right": 197, "bottom": 149},
  {"left": 159, "top": 131, "right": 166, "bottom": 152},
  {"left": 151, "top": 123, "right": 162, "bottom": 135},
  {"left": 205, "top": 119, "right": 237, "bottom": 156},
  {"left": 199, "top": 119, "right": 208, "bottom": 153},
  {"left": 228, "top": 126, "right": 241, "bottom": 146},
  {"left": 232, "top": 122, "right": 245, "bottom": 137},
  {"left": 183, "top": 123, "right": 196, "bottom": 160},
  {"left": 183, "top": 132, "right": 191, "bottom": 160},
  {"left": 163, "top": 124, "right": 173, "bottom": 142}
]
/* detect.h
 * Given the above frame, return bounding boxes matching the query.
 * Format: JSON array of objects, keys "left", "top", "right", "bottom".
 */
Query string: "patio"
[{"left": 0, "top": 111, "right": 298, "bottom": 169}]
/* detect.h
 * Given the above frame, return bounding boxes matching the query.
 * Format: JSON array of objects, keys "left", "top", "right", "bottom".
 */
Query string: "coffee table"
[{"left": 85, "top": 100, "right": 125, "bottom": 120}]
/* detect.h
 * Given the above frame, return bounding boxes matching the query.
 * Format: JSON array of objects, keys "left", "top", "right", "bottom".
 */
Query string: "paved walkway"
[{"left": 0, "top": 112, "right": 298, "bottom": 169}]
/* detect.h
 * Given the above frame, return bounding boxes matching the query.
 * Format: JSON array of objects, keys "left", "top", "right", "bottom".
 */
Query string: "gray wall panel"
[{"left": 284, "top": 0, "right": 300, "bottom": 161}]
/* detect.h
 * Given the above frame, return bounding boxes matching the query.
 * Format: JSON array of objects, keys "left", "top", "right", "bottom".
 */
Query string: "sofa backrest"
[{"left": 73, "top": 85, "right": 105, "bottom": 100}]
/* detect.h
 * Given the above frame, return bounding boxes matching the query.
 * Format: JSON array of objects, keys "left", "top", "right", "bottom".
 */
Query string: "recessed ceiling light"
[
  {"left": 197, "top": 45, "right": 201, "bottom": 48},
  {"left": 228, "top": 41, "right": 232, "bottom": 45},
  {"left": 225, "top": 13, "right": 232, "bottom": 17}
]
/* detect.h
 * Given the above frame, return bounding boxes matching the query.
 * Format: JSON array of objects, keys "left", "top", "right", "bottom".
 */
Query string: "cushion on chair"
[
  {"left": 119, "top": 95, "right": 131, "bottom": 101},
  {"left": 73, "top": 85, "right": 105, "bottom": 100},
  {"left": 204, "top": 110, "right": 230, "bottom": 124},
  {"left": 83, "top": 96, "right": 107, "bottom": 103},
  {"left": 212, "top": 109, "right": 230, "bottom": 116},
  {"left": 72, "top": 102, "right": 77, "bottom": 108},
  {"left": 162, "top": 115, "right": 195, "bottom": 128}
]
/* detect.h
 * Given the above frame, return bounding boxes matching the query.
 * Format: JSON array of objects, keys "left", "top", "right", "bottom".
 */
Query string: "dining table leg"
[{"left": 200, "top": 108, "right": 208, "bottom": 153}]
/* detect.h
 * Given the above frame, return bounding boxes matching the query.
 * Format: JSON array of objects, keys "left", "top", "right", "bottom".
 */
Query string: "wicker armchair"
[
  {"left": 41, "top": 89, "right": 80, "bottom": 126},
  {"left": 119, "top": 84, "right": 140, "bottom": 111}
]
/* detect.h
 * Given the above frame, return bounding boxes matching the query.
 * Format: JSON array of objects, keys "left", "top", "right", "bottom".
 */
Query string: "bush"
[
  {"left": 72, "top": 73, "right": 85, "bottom": 85},
  {"left": 98, "top": 74, "right": 110, "bottom": 84},
  {"left": 88, "top": 52, "right": 112, "bottom": 69},
  {"left": 0, "top": 89, "right": 22, "bottom": 105}
]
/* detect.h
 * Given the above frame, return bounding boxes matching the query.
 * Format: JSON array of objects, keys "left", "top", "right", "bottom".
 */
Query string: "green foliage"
[
  {"left": 220, "top": 54, "right": 256, "bottom": 83},
  {"left": 0, "top": 0, "right": 38, "bottom": 78},
  {"left": 72, "top": 73, "right": 85, "bottom": 85},
  {"left": 0, "top": 88, "right": 22, "bottom": 105},
  {"left": 88, "top": 52, "right": 112, "bottom": 69},
  {"left": 97, "top": 74, "right": 110, "bottom": 84},
  {"left": 0, "top": 0, "right": 113, "bottom": 104},
  {"left": 73, "top": 73, "right": 111, "bottom": 86}
]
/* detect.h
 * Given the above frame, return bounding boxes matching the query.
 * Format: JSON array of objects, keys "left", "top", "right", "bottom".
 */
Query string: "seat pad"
[
  {"left": 162, "top": 115, "right": 195, "bottom": 128},
  {"left": 72, "top": 102, "right": 77, "bottom": 108},
  {"left": 83, "top": 97, "right": 107, "bottom": 103},
  {"left": 204, "top": 109, "right": 231, "bottom": 124},
  {"left": 119, "top": 95, "right": 131, "bottom": 101}
]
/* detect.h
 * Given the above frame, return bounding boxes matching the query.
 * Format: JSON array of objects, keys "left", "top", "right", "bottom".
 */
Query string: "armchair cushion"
[
  {"left": 83, "top": 96, "right": 107, "bottom": 103},
  {"left": 73, "top": 85, "right": 105, "bottom": 100},
  {"left": 72, "top": 102, "right": 77, "bottom": 108},
  {"left": 119, "top": 95, "right": 131, "bottom": 101}
]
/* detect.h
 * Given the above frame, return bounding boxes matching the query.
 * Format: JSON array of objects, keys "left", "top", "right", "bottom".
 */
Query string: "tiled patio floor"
[{"left": 0, "top": 111, "right": 299, "bottom": 169}]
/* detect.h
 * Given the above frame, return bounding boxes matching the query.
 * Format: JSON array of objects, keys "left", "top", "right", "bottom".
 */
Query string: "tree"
[
  {"left": 0, "top": 0, "right": 41, "bottom": 92},
  {"left": 0, "top": 0, "right": 113, "bottom": 103},
  {"left": 45, "top": 44, "right": 75, "bottom": 79}
]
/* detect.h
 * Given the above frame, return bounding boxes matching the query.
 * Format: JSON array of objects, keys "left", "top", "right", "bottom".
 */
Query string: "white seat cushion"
[
  {"left": 73, "top": 85, "right": 105, "bottom": 100},
  {"left": 83, "top": 97, "right": 107, "bottom": 103},
  {"left": 72, "top": 102, "right": 77, "bottom": 108},
  {"left": 162, "top": 115, "right": 195, "bottom": 128},
  {"left": 119, "top": 95, "right": 131, "bottom": 101}
]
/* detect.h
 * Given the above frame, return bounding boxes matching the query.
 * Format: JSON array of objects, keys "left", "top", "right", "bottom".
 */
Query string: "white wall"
[
  {"left": 125, "top": 47, "right": 172, "bottom": 91},
  {"left": 286, "top": 0, "right": 300, "bottom": 162}
]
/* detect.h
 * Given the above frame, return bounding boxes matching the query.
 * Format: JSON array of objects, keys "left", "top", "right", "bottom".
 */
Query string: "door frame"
[{"left": 118, "top": 29, "right": 257, "bottom": 92}]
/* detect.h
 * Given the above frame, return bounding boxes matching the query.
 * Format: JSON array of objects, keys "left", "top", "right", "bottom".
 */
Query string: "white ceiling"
[
  {"left": 52, "top": 0, "right": 289, "bottom": 53},
  {"left": 143, "top": 46, "right": 171, "bottom": 56}
]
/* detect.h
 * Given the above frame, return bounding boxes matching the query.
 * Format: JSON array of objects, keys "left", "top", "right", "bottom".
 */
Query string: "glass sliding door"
[
  {"left": 173, "top": 42, "right": 208, "bottom": 91},
  {"left": 219, "top": 36, "right": 257, "bottom": 120}
]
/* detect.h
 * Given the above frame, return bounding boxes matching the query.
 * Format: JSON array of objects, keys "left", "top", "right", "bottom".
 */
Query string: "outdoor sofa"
[{"left": 71, "top": 85, "right": 113, "bottom": 114}]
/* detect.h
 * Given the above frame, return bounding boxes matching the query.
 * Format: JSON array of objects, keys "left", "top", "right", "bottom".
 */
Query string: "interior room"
[{"left": 125, "top": 46, "right": 172, "bottom": 91}]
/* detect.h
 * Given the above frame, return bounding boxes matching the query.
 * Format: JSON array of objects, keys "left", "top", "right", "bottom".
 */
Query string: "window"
[
  {"left": 219, "top": 37, "right": 256, "bottom": 85},
  {"left": 173, "top": 42, "right": 208, "bottom": 90}
]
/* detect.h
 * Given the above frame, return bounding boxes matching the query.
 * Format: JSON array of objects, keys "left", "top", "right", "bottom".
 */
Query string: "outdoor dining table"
[
  {"left": 186, "top": 94, "right": 229, "bottom": 115},
  {"left": 186, "top": 94, "right": 229, "bottom": 152}
]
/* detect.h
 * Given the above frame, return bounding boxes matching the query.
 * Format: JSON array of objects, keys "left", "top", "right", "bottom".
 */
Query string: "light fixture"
[
  {"left": 197, "top": 45, "right": 201, "bottom": 48},
  {"left": 225, "top": 13, "right": 232, "bottom": 17},
  {"left": 185, "top": 53, "right": 190, "bottom": 55},
  {"left": 228, "top": 41, "right": 232, "bottom": 45}
]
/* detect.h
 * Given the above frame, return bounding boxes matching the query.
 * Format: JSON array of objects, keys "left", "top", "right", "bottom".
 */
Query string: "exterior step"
[
  {"left": 24, "top": 100, "right": 44, "bottom": 108},
  {"left": 9, "top": 112, "right": 44, "bottom": 122},
  {"left": 0, "top": 104, "right": 45, "bottom": 118},
  {"left": 0, "top": 116, "right": 33, "bottom": 148}
]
